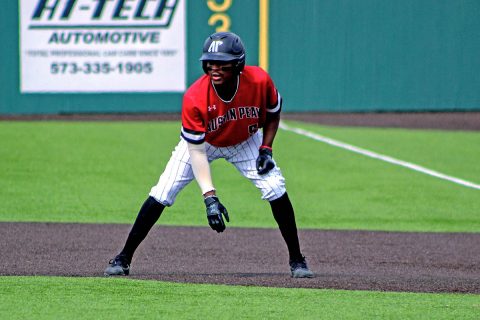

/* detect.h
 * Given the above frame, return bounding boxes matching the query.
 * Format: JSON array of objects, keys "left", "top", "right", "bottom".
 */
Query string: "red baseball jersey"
[{"left": 181, "top": 66, "right": 282, "bottom": 147}]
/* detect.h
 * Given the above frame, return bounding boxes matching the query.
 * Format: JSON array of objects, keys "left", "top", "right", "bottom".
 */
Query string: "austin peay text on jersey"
[{"left": 207, "top": 106, "right": 261, "bottom": 133}]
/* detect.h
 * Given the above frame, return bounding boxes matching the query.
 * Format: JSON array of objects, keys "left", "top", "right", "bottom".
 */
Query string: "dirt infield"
[{"left": 1, "top": 222, "right": 479, "bottom": 293}]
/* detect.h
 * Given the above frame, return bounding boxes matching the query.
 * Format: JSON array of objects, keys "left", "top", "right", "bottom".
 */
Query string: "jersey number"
[{"left": 248, "top": 124, "right": 258, "bottom": 136}]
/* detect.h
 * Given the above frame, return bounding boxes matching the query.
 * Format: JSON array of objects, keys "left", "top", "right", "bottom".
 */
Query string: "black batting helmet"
[{"left": 199, "top": 32, "right": 246, "bottom": 74}]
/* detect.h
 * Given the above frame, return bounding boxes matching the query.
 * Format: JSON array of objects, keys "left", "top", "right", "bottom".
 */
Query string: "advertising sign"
[{"left": 19, "top": 0, "right": 185, "bottom": 92}]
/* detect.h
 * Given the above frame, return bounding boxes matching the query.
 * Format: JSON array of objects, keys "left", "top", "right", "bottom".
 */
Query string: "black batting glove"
[
  {"left": 204, "top": 196, "right": 229, "bottom": 233},
  {"left": 256, "top": 147, "right": 275, "bottom": 175}
]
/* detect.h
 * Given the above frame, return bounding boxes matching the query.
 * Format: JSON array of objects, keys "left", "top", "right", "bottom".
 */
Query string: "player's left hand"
[
  {"left": 256, "top": 147, "right": 275, "bottom": 175},
  {"left": 204, "top": 196, "right": 229, "bottom": 233}
]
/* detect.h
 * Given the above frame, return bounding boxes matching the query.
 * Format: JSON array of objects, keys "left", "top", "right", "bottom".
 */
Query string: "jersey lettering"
[
  {"left": 238, "top": 106, "right": 260, "bottom": 119},
  {"left": 207, "top": 108, "right": 238, "bottom": 133},
  {"left": 206, "top": 107, "right": 260, "bottom": 133}
]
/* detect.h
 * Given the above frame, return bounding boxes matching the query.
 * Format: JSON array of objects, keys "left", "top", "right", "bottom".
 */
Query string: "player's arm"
[
  {"left": 180, "top": 99, "right": 216, "bottom": 196},
  {"left": 181, "top": 93, "right": 229, "bottom": 232},
  {"left": 257, "top": 90, "right": 282, "bottom": 175},
  {"left": 182, "top": 127, "right": 230, "bottom": 232},
  {"left": 186, "top": 141, "right": 229, "bottom": 233},
  {"left": 186, "top": 142, "right": 215, "bottom": 196},
  {"left": 261, "top": 110, "right": 280, "bottom": 148},
  {"left": 180, "top": 126, "right": 217, "bottom": 198}
]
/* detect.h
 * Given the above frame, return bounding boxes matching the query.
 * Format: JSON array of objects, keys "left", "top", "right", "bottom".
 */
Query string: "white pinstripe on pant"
[{"left": 149, "top": 131, "right": 286, "bottom": 206}]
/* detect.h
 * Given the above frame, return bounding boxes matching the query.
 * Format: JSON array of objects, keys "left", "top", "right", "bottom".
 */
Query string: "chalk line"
[{"left": 280, "top": 122, "right": 480, "bottom": 190}]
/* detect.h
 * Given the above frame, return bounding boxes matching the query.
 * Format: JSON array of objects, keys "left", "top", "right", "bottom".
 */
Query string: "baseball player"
[{"left": 105, "top": 31, "right": 313, "bottom": 278}]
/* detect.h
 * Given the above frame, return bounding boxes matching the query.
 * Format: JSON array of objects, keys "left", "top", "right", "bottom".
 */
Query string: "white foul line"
[{"left": 280, "top": 122, "right": 480, "bottom": 190}]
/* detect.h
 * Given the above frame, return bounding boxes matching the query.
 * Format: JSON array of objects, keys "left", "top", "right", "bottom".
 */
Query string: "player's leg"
[
  {"left": 105, "top": 139, "right": 194, "bottom": 276},
  {"left": 226, "top": 133, "right": 313, "bottom": 277},
  {"left": 269, "top": 192, "right": 313, "bottom": 278},
  {"left": 104, "top": 196, "right": 165, "bottom": 276}
]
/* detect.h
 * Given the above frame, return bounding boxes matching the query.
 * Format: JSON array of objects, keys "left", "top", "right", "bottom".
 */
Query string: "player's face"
[{"left": 205, "top": 61, "right": 235, "bottom": 86}]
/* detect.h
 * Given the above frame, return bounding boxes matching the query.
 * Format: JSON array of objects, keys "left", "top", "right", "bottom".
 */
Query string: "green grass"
[
  {"left": 1, "top": 121, "right": 479, "bottom": 319},
  {"left": 276, "top": 122, "right": 480, "bottom": 232},
  {"left": 285, "top": 121, "right": 480, "bottom": 183},
  {"left": 1, "top": 121, "right": 479, "bottom": 232},
  {"left": 1, "top": 277, "right": 478, "bottom": 320}
]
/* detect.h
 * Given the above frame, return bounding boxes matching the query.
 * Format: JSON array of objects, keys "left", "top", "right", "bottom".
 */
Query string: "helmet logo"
[{"left": 208, "top": 40, "right": 223, "bottom": 53}]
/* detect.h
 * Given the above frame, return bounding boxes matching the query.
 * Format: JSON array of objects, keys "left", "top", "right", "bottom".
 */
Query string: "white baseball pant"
[{"left": 149, "top": 131, "right": 286, "bottom": 206}]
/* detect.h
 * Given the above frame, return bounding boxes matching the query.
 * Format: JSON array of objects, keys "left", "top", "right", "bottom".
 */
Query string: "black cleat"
[
  {"left": 289, "top": 256, "right": 314, "bottom": 278},
  {"left": 104, "top": 254, "right": 130, "bottom": 276}
]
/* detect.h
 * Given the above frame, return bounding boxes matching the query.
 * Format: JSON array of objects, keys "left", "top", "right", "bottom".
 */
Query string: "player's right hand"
[{"left": 204, "top": 196, "right": 229, "bottom": 233}]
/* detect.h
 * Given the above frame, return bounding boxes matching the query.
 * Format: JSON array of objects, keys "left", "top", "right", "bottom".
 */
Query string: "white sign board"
[{"left": 19, "top": 0, "right": 185, "bottom": 92}]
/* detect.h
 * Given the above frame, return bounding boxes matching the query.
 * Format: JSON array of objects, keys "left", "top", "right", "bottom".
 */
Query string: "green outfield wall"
[
  {"left": 1, "top": 0, "right": 479, "bottom": 114},
  {"left": 269, "top": 0, "right": 480, "bottom": 112}
]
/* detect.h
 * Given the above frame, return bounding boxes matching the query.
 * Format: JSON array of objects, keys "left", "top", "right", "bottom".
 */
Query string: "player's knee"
[
  {"left": 148, "top": 193, "right": 172, "bottom": 207},
  {"left": 148, "top": 186, "right": 176, "bottom": 207},
  {"left": 260, "top": 177, "right": 286, "bottom": 201},
  {"left": 256, "top": 169, "right": 286, "bottom": 201},
  {"left": 262, "top": 186, "right": 287, "bottom": 201}
]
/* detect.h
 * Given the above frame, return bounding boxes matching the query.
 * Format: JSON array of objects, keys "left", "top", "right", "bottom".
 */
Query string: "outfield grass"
[
  {"left": 1, "top": 121, "right": 479, "bottom": 232},
  {"left": 1, "top": 277, "right": 479, "bottom": 320},
  {"left": 285, "top": 121, "right": 480, "bottom": 185},
  {"left": 276, "top": 122, "right": 480, "bottom": 232}
]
